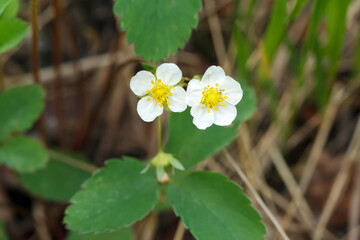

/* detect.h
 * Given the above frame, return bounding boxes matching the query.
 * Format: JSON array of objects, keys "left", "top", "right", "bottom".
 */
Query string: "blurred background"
[{"left": 1, "top": 0, "right": 360, "bottom": 239}]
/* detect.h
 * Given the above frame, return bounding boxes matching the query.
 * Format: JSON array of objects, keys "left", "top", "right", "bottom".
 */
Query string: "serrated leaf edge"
[
  {"left": 168, "top": 172, "right": 266, "bottom": 240},
  {"left": 64, "top": 158, "right": 161, "bottom": 234}
]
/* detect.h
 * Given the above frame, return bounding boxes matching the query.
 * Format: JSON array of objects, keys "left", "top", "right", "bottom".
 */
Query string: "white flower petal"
[
  {"left": 201, "top": 66, "right": 226, "bottom": 86},
  {"left": 219, "top": 76, "right": 243, "bottom": 105},
  {"left": 190, "top": 104, "right": 199, "bottom": 117},
  {"left": 156, "top": 63, "right": 182, "bottom": 85},
  {"left": 130, "top": 71, "right": 155, "bottom": 96},
  {"left": 137, "top": 97, "right": 163, "bottom": 122},
  {"left": 214, "top": 102, "right": 237, "bottom": 126},
  {"left": 186, "top": 79, "right": 204, "bottom": 107},
  {"left": 190, "top": 104, "right": 215, "bottom": 130},
  {"left": 168, "top": 86, "right": 187, "bottom": 112}
]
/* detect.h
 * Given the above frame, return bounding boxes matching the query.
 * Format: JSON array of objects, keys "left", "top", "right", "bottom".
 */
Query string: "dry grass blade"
[
  {"left": 32, "top": 200, "right": 51, "bottom": 240},
  {"left": 269, "top": 146, "right": 338, "bottom": 240},
  {"left": 298, "top": 74, "right": 345, "bottom": 189},
  {"left": 204, "top": 0, "right": 227, "bottom": 66},
  {"left": 349, "top": 157, "right": 360, "bottom": 240},
  {"left": 268, "top": 146, "right": 314, "bottom": 227},
  {"left": 174, "top": 220, "right": 186, "bottom": 240},
  {"left": 313, "top": 116, "right": 360, "bottom": 240},
  {"left": 5, "top": 53, "right": 139, "bottom": 87},
  {"left": 223, "top": 149, "right": 290, "bottom": 240},
  {"left": 281, "top": 85, "right": 346, "bottom": 229}
]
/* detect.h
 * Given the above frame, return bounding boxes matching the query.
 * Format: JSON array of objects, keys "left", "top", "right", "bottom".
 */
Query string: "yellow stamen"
[
  {"left": 224, "top": 96, "right": 228, "bottom": 99},
  {"left": 147, "top": 98, "right": 151, "bottom": 101},
  {"left": 147, "top": 80, "right": 172, "bottom": 107},
  {"left": 200, "top": 85, "right": 225, "bottom": 109},
  {"left": 169, "top": 86, "right": 173, "bottom": 89},
  {"left": 167, "top": 101, "right": 170, "bottom": 105},
  {"left": 221, "top": 103, "right": 226, "bottom": 106},
  {"left": 207, "top": 109, "right": 210, "bottom": 113},
  {"left": 201, "top": 106, "right": 204, "bottom": 109},
  {"left": 214, "top": 107, "right": 218, "bottom": 111},
  {"left": 216, "top": 83, "right": 219, "bottom": 87},
  {"left": 151, "top": 80, "right": 155, "bottom": 84}
]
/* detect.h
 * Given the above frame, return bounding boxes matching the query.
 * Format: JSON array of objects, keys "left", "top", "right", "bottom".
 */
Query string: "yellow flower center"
[
  {"left": 200, "top": 84, "right": 227, "bottom": 113},
  {"left": 146, "top": 79, "right": 172, "bottom": 107}
]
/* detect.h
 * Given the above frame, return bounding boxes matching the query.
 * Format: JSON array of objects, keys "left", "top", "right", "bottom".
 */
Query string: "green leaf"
[
  {"left": 18, "top": 150, "right": 92, "bottom": 202},
  {"left": 167, "top": 172, "right": 266, "bottom": 240},
  {"left": 165, "top": 83, "right": 256, "bottom": 168},
  {"left": 303, "top": 0, "right": 328, "bottom": 53},
  {"left": 0, "top": 220, "right": 7, "bottom": 240},
  {"left": 0, "top": 18, "right": 28, "bottom": 53},
  {"left": 289, "top": 0, "right": 309, "bottom": 22},
  {"left": 263, "top": 0, "right": 287, "bottom": 61},
  {"left": 67, "top": 227, "right": 134, "bottom": 240},
  {"left": 0, "top": 136, "right": 48, "bottom": 172},
  {"left": 0, "top": 0, "right": 11, "bottom": 14},
  {"left": 0, "top": 0, "right": 19, "bottom": 20},
  {"left": 325, "top": 0, "right": 351, "bottom": 76},
  {"left": 113, "top": 0, "right": 202, "bottom": 62},
  {"left": 234, "top": 22, "right": 251, "bottom": 79},
  {"left": 65, "top": 157, "right": 160, "bottom": 233},
  {"left": 0, "top": 84, "right": 45, "bottom": 141}
]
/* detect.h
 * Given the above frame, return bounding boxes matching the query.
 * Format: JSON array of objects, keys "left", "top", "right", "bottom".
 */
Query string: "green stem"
[
  {"left": 158, "top": 116, "right": 162, "bottom": 152},
  {"left": 48, "top": 149, "right": 97, "bottom": 173}
]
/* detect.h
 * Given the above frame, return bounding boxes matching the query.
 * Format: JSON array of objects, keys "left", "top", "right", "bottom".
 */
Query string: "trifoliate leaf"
[
  {"left": 165, "top": 82, "right": 256, "bottom": 168},
  {"left": 67, "top": 227, "right": 133, "bottom": 240},
  {"left": 65, "top": 157, "right": 160, "bottom": 233},
  {"left": 113, "top": 0, "right": 202, "bottom": 62},
  {"left": 19, "top": 150, "right": 92, "bottom": 202},
  {"left": 0, "top": 84, "right": 45, "bottom": 141},
  {"left": 0, "top": 18, "right": 28, "bottom": 53},
  {"left": 167, "top": 172, "right": 266, "bottom": 240},
  {"left": 0, "top": 136, "right": 48, "bottom": 172}
]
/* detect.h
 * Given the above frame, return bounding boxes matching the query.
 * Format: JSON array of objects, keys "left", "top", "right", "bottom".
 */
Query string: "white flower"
[
  {"left": 186, "top": 66, "right": 243, "bottom": 130},
  {"left": 130, "top": 63, "right": 187, "bottom": 122}
]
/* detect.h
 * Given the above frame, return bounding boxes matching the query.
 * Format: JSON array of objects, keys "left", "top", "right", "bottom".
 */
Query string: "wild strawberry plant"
[
  {"left": 63, "top": 1, "right": 266, "bottom": 239},
  {"left": 0, "top": 0, "right": 266, "bottom": 239}
]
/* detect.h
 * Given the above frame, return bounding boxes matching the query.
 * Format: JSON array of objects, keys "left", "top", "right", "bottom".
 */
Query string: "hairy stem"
[
  {"left": 31, "top": 0, "right": 40, "bottom": 84},
  {"left": 52, "top": 0, "right": 66, "bottom": 147},
  {"left": 32, "top": 0, "right": 48, "bottom": 145},
  {"left": 48, "top": 149, "right": 97, "bottom": 173}
]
